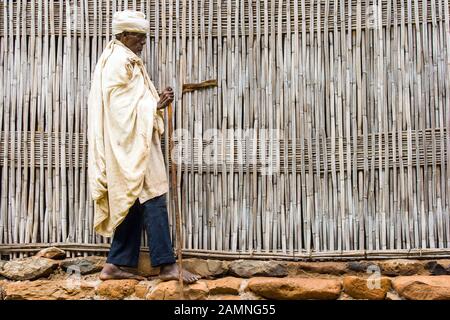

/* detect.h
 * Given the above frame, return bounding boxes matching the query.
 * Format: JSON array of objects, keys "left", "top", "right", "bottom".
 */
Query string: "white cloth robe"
[{"left": 88, "top": 39, "right": 168, "bottom": 237}]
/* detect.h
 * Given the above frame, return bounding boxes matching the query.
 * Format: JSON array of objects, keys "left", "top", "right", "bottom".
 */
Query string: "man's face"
[{"left": 119, "top": 31, "right": 146, "bottom": 55}]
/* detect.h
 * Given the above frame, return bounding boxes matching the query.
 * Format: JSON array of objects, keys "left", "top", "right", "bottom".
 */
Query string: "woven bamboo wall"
[{"left": 0, "top": 0, "right": 449, "bottom": 260}]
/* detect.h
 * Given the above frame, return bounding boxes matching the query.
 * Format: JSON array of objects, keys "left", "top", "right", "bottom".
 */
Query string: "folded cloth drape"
[{"left": 88, "top": 39, "right": 165, "bottom": 237}]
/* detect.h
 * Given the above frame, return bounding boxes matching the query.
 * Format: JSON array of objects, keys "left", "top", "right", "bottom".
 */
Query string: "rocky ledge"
[{"left": 0, "top": 247, "right": 449, "bottom": 300}]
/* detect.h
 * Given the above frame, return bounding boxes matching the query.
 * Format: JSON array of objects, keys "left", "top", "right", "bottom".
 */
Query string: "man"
[{"left": 88, "top": 10, "right": 198, "bottom": 283}]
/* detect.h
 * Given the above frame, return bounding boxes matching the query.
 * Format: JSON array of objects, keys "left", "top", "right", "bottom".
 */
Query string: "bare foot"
[
  {"left": 99, "top": 263, "right": 146, "bottom": 281},
  {"left": 159, "top": 263, "right": 200, "bottom": 284}
]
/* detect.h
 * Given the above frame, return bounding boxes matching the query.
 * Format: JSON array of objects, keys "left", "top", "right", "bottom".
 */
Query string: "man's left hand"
[{"left": 157, "top": 87, "right": 174, "bottom": 110}]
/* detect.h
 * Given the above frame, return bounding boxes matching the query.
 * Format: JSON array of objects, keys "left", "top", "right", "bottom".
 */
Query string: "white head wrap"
[{"left": 112, "top": 10, "right": 149, "bottom": 35}]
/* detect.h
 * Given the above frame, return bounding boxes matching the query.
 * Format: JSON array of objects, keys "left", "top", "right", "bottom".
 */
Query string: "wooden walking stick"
[
  {"left": 167, "top": 100, "right": 185, "bottom": 298},
  {"left": 167, "top": 79, "right": 217, "bottom": 299}
]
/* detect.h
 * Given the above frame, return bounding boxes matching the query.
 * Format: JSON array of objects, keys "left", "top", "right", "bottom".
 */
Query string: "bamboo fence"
[{"left": 0, "top": 0, "right": 449, "bottom": 260}]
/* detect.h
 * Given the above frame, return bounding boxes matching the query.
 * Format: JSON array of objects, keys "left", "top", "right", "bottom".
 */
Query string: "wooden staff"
[
  {"left": 167, "top": 100, "right": 184, "bottom": 298},
  {"left": 167, "top": 79, "right": 217, "bottom": 299}
]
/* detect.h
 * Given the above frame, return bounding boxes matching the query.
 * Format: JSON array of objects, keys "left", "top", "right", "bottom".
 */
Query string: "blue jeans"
[{"left": 106, "top": 193, "right": 176, "bottom": 267}]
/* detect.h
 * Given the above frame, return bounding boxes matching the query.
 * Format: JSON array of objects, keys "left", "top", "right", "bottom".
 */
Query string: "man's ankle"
[{"left": 160, "top": 262, "right": 176, "bottom": 271}]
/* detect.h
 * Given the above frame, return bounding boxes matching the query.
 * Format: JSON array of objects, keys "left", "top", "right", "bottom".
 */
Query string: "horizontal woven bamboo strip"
[
  {"left": 0, "top": 129, "right": 446, "bottom": 171},
  {"left": 1, "top": 243, "right": 449, "bottom": 261},
  {"left": 0, "top": 0, "right": 447, "bottom": 35}
]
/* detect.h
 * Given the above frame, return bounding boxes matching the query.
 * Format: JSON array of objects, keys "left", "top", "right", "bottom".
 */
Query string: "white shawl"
[{"left": 88, "top": 39, "right": 163, "bottom": 237}]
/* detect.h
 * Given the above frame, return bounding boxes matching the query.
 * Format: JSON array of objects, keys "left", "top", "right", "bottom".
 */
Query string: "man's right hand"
[{"left": 157, "top": 87, "right": 174, "bottom": 110}]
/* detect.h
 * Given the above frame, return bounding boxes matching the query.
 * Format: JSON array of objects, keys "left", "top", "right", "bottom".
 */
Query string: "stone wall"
[{"left": 1, "top": 247, "right": 449, "bottom": 300}]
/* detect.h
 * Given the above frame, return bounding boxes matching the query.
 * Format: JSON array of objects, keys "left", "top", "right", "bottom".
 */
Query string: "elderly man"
[{"left": 88, "top": 10, "right": 198, "bottom": 283}]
